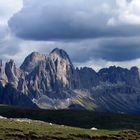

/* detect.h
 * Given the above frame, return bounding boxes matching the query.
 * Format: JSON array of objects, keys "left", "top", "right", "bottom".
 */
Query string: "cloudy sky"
[{"left": 1, "top": 0, "right": 140, "bottom": 71}]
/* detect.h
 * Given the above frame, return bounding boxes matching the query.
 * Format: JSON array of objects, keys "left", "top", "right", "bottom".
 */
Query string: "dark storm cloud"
[
  {"left": 62, "top": 38, "right": 140, "bottom": 62},
  {"left": 6, "top": 0, "right": 140, "bottom": 64},
  {"left": 8, "top": 0, "right": 140, "bottom": 41},
  {"left": 96, "top": 38, "right": 140, "bottom": 61}
]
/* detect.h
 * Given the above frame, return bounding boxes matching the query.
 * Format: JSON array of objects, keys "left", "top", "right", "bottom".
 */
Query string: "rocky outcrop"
[
  {"left": 23, "top": 48, "right": 77, "bottom": 99},
  {"left": 0, "top": 60, "right": 7, "bottom": 86},
  {"left": 49, "top": 48, "right": 77, "bottom": 89},
  {"left": 0, "top": 60, "right": 36, "bottom": 108},
  {"left": 5, "top": 60, "right": 22, "bottom": 87},
  {"left": 0, "top": 48, "right": 140, "bottom": 114},
  {"left": 98, "top": 66, "right": 140, "bottom": 87},
  {"left": 20, "top": 52, "right": 46, "bottom": 73},
  {"left": 76, "top": 67, "right": 100, "bottom": 89}
]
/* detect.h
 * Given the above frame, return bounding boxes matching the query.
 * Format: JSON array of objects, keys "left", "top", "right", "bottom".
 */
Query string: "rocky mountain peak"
[
  {"left": 50, "top": 48, "right": 71, "bottom": 62},
  {"left": 28, "top": 52, "right": 46, "bottom": 62},
  {"left": 47, "top": 48, "right": 75, "bottom": 89},
  {"left": 1, "top": 48, "right": 140, "bottom": 113},
  {"left": 20, "top": 52, "right": 46, "bottom": 73}
]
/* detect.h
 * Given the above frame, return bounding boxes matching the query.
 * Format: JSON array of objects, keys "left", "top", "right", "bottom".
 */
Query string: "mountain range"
[{"left": 0, "top": 48, "right": 140, "bottom": 114}]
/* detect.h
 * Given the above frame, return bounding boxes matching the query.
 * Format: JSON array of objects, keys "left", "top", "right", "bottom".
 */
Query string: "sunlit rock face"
[
  {"left": 20, "top": 48, "right": 77, "bottom": 99},
  {"left": 20, "top": 52, "right": 47, "bottom": 73},
  {"left": 49, "top": 48, "right": 76, "bottom": 89},
  {"left": 0, "top": 48, "right": 140, "bottom": 114},
  {"left": 5, "top": 60, "right": 22, "bottom": 87},
  {"left": 0, "top": 60, "right": 7, "bottom": 86}
]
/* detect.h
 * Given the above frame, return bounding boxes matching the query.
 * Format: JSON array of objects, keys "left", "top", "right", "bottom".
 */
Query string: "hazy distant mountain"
[{"left": 0, "top": 48, "right": 140, "bottom": 114}]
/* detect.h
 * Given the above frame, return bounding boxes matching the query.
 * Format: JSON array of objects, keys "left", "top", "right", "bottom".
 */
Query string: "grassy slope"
[
  {"left": 0, "top": 105, "right": 140, "bottom": 139},
  {"left": 0, "top": 117, "right": 139, "bottom": 140},
  {"left": 0, "top": 118, "right": 119, "bottom": 140},
  {"left": 0, "top": 105, "right": 140, "bottom": 130}
]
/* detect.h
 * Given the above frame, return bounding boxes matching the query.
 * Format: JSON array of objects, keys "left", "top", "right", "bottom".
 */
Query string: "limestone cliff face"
[
  {"left": 5, "top": 60, "right": 22, "bottom": 87},
  {"left": 24, "top": 48, "right": 77, "bottom": 99},
  {"left": 0, "top": 48, "right": 140, "bottom": 114},
  {"left": 98, "top": 66, "right": 140, "bottom": 87},
  {"left": 0, "top": 60, "right": 7, "bottom": 86},
  {"left": 20, "top": 52, "right": 47, "bottom": 73},
  {"left": 49, "top": 48, "right": 76, "bottom": 89},
  {"left": 0, "top": 60, "right": 36, "bottom": 108}
]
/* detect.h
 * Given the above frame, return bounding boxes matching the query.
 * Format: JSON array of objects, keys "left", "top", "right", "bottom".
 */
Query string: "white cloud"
[
  {"left": 108, "top": 0, "right": 140, "bottom": 25},
  {"left": 0, "top": 0, "right": 23, "bottom": 40},
  {"left": 0, "top": 0, "right": 23, "bottom": 24}
]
